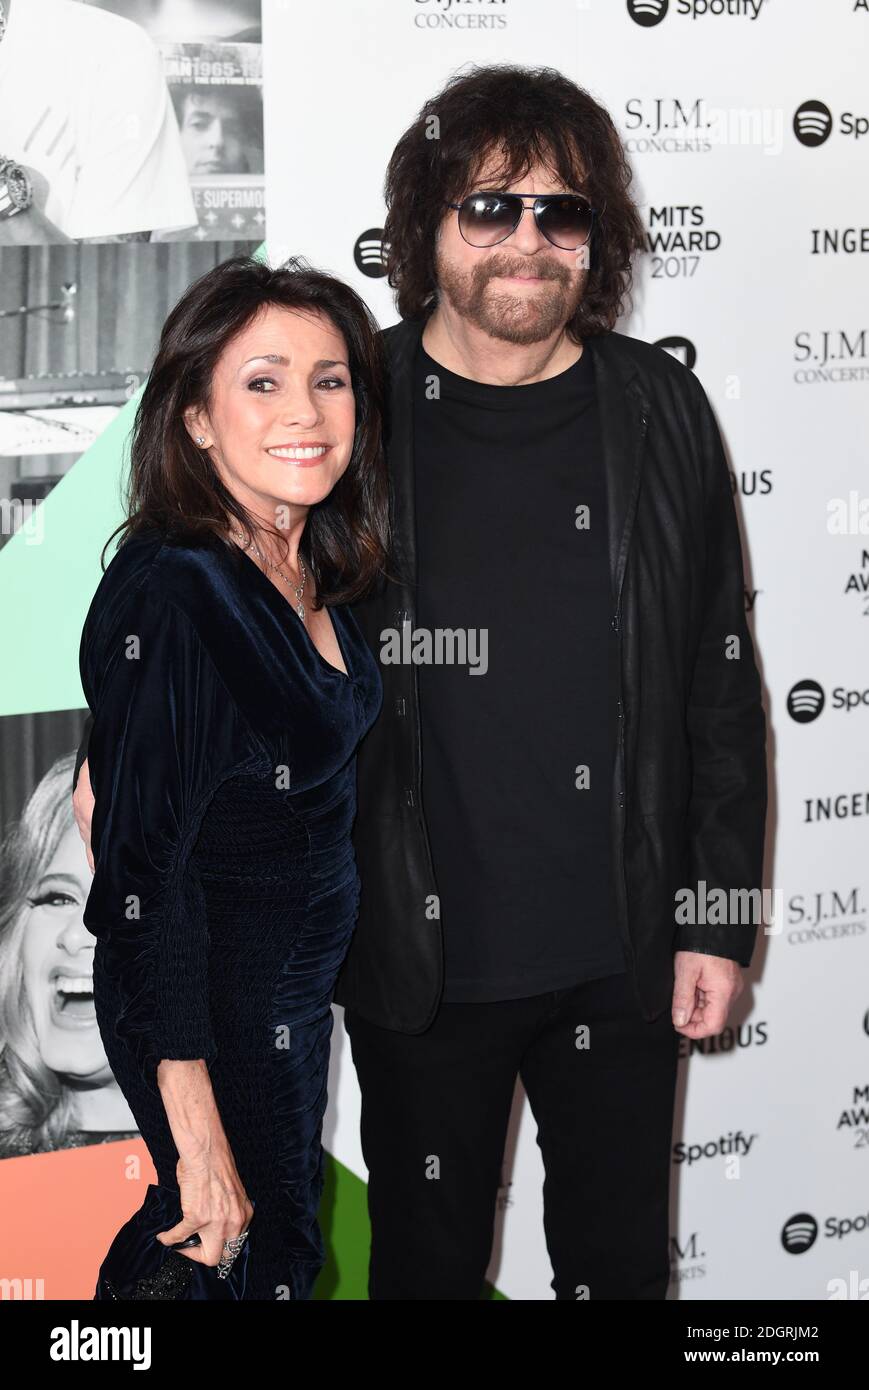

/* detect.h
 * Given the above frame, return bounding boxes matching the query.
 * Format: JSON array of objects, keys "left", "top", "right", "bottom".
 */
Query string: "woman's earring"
[{"left": 195, "top": 436, "right": 206, "bottom": 446}]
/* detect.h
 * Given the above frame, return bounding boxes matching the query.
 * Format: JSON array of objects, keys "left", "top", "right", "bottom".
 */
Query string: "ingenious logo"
[
  {"left": 677, "top": 1020, "right": 768, "bottom": 1060},
  {"left": 810, "top": 227, "right": 869, "bottom": 255},
  {"left": 731, "top": 469, "right": 773, "bottom": 498},
  {"left": 803, "top": 789, "right": 869, "bottom": 824}
]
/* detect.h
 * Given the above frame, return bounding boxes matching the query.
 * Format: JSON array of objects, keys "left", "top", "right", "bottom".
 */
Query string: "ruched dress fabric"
[{"left": 80, "top": 531, "right": 382, "bottom": 1301}]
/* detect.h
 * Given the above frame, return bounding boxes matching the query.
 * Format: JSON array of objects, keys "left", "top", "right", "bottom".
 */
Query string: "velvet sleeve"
[
  {"left": 82, "top": 585, "right": 260, "bottom": 1097},
  {"left": 73, "top": 712, "right": 93, "bottom": 792}
]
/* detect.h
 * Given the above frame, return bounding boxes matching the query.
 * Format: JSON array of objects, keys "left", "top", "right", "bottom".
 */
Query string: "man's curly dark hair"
[{"left": 383, "top": 63, "right": 646, "bottom": 340}]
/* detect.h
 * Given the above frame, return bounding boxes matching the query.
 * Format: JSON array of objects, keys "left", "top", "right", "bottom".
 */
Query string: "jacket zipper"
[
  {"left": 611, "top": 405, "right": 649, "bottom": 979},
  {"left": 612, "top": 607, "right": 634, "bottom": 973},
  {"left": 400, "top": 608, "right": 439, "bottom": 892}
]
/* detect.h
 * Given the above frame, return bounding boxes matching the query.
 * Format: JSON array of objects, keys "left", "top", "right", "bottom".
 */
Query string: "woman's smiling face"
[
  {"left": 20, "top": 825, "right": 111, "bottom": 1082},
  {"left": 184, "top": 302, "right": 357, "bottom": 527}
]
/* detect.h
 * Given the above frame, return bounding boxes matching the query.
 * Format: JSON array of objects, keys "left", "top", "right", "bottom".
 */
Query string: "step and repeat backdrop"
[{"left": 0, "top": 0, "right": 866, "bottom": 1300}]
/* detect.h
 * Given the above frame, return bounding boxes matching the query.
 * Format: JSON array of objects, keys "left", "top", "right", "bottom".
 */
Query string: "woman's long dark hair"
[
  {"left": 106, "top": 253, "right": 390, "bottom": 608},
  {"left": 383, "top": 63, "right": 646, "bottom": 340}
]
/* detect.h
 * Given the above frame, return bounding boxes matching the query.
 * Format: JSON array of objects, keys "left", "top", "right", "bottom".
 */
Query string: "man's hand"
[
  {"left": 671, "top": 950, "right": 744, "bottom": 1039},
  {"left": 73, "top": 756, "right": 96, "bottom": 874}
]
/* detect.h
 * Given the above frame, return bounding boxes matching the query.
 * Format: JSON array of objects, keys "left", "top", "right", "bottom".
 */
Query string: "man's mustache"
[{"left": 479, "top": 259, "right": 568, "bottom": 283}]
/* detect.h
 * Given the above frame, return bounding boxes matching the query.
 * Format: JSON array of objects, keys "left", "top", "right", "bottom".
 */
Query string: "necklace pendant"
[{"left": 296, "top": 602, "right": 306, "bottom": 620}]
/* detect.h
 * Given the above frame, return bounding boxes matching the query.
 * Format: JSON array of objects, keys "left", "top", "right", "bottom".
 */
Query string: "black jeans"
[{"left": 344, "top": 970, "right": 680, "bottom": 1300}]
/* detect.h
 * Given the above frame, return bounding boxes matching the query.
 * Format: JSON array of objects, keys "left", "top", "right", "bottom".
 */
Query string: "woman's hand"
[
  {"left": 157, "top": 1148, "right": 254, "bottom": 1267},
  {"left": 155, "top": 1058, "right": 253, "bottom": 1266},
  {"left": 72, "top": 756, "right": 95, "bottom": 873}
]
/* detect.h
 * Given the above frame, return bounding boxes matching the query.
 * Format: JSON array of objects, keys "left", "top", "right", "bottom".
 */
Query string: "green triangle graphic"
[
  {"left": 0, "top": 242, "right": 270, "bottom": 718},
  {"left": 0, "top": 398, "right": 136, "bottom": 717},
  {"left": 314, "top": 1152, "right": 507, "bottom": 1299}
]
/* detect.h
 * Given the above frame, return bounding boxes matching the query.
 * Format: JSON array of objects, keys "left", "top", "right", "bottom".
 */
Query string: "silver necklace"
[{"left": 230, "top": 529, "right": 308, "bottom": 619}]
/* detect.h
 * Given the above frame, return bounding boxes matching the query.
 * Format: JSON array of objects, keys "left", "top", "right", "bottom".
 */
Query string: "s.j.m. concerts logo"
[
  {"left": 793, "top": 329, "right": 869, "bottom": 383},
  {"left": 414, "top": 0, "right": 508, "bottom": 30}
]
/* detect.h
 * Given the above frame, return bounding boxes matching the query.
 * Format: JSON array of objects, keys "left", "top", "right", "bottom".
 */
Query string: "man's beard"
[{"left": 434, "top": 247, "right": 585, "bottom": 346}]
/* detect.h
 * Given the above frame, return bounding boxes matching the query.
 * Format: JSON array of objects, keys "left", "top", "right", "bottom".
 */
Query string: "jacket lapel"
[
  {"left": 588, "top": 333, "right": 650, "bottom": 613},
  {"left": 382, "top": 317, "right": 427, "bottom": 602}
]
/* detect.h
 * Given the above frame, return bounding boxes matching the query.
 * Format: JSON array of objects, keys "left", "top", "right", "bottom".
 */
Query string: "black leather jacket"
[{"left": 335, "top": 316, "right": 767, "bottom": 1031}]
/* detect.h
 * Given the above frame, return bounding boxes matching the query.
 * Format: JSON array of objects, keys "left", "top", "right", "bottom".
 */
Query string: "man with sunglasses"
[
  {"left": 73, "top": 64, "right": 766, "bottom": 1300},
  {"left": 338, "top": 64, "right": 766, "bottom": 1301}
]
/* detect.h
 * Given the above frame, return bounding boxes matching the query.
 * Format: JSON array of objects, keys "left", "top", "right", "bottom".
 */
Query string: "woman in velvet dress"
[{"left": 75, "top": 254, "right": 388, "bottom": 1300}]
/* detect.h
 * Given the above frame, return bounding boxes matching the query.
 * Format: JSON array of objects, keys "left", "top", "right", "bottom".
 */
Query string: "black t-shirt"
[{"left": 412, "top": 335, "right": 627, "bottom": 1003}]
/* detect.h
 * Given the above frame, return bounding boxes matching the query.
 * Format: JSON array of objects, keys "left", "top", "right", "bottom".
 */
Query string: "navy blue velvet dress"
[{"left": 79, "top": 530, "right": 382, "bottom": 1300}]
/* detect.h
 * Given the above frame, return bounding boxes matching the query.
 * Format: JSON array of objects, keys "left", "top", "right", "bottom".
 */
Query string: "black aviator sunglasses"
[{"left": 446, "top": 190, "right": 602, "bottom": 251}]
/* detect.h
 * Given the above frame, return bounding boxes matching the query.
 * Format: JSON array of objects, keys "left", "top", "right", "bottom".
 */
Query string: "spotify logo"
[
  {"left": 787, "top": 680, "right": 825, "bottom": 724},
  {"left": 793, "top": 101, "right": 833, "bottom": 148},
  {"left": 627, "top": 0, "right": 669, "bottom": 24},
  {"left": 781, "top": 1213, "right": 818, "bottom": 1254},
  {"left": 353, "top": 229, "right": 390, "bottom": 278},
  {"left": 654, "top": 335, "right": 697, "bottom": 370}
]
